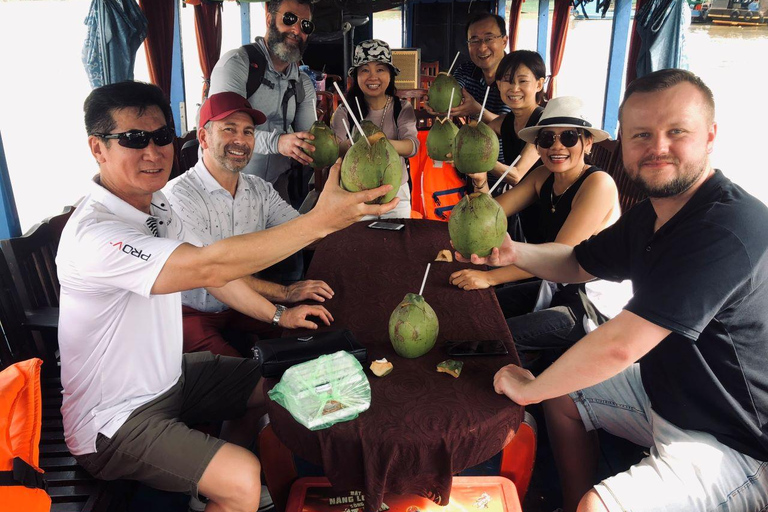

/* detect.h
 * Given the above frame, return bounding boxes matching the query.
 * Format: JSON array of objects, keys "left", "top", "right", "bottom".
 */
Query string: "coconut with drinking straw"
[
  {"left": 351, "top": 96, "right": 382, "bottom": 143},
  {"left": 334, "top": 82, "right": 401, "bottom": 204},
  {"left": 448, "top": 156, "right": 520, "bottom": 258},
  {"left": 427, "top": 52, "right": 463, "bottom": 114},
  {"left": 454, "top": 87, "right": 500, "bottom": 175},
  {"left": 389, "top": 263, "right": 440, "bottom": 359},
  {"left": 302, "top": 97, "right": 339, "bottom": 169},
  {"left": 426, "top": 87, "right": 459, "bottom": 162}
]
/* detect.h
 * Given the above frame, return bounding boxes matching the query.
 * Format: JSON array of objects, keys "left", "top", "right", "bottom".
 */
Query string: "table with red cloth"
[{"left": 264, "top": 219, "right": 523, "bottom": 512}]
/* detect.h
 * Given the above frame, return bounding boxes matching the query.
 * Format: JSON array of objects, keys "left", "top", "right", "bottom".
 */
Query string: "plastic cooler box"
[{"left": 284, "top": 476, "right": 522, "bottom": 512}]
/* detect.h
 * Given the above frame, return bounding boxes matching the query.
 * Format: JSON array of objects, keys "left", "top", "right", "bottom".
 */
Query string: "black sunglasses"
[
  {"left": 279, "top": 11, "right": 315, "bottom": 35},
  {"left": 93, "top": 126, "right": 175, "bottom": 149},
  {"left": 535, "top": 130, "right": 581, "bottom": 149}
]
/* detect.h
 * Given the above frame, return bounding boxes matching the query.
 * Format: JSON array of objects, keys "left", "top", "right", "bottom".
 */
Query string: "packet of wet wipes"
[{"left": 268, "top": 351, "right": 371, "bottom": 430}]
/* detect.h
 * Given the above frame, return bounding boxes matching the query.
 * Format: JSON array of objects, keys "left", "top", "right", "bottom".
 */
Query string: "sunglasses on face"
[
  {"left": 93, "top": 126, "right": 175, "bottom": 149},
  {"left": 279, "top": 11, "right": 315, "bottom": 35},
  {"left": 535, "top": 130, "right": 581, "bottom": 149}
]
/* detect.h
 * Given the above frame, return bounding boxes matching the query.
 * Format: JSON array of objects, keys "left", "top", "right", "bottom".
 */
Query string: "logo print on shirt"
[{"left": 111, "top": 241, "right": 152, "bottom": 261}]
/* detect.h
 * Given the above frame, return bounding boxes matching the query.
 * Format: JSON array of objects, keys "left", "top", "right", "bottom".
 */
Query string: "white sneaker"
[
  {"left": 259, "top": 484, "right": 275, "bottom": 512},
  {"left": 188, "top": 495, "right": 208, "bottom": 512}
]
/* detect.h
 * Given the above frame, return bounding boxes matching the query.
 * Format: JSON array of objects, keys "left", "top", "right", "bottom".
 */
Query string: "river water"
[{"left": 1, "top": 1, "right": 766, "bottom": 230}]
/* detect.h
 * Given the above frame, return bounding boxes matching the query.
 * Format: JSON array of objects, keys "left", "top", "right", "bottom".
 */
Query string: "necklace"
[
  {"left": 376, "top": 96, "right": 391, "bottom": 130},
  {"left": 550, "top": 165, "right": 588, "bottom": 213}
]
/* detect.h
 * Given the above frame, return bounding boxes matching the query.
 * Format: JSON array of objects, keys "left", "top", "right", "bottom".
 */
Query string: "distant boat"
[{"left": 692, "top": 0, "right": 768, "bottom": 25}]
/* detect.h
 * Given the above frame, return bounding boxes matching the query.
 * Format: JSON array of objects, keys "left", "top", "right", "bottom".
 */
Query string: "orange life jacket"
[
  {"left": 0, "top": 358, "right": 51, "bottom": 512},
  {"left": 409, "top": 130, "right": 467, "bottom": 222}
]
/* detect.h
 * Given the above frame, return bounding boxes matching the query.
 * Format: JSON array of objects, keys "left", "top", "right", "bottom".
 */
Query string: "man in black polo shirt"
[{"left": 477, "top": 69, "right": 768, "bottom": 512}]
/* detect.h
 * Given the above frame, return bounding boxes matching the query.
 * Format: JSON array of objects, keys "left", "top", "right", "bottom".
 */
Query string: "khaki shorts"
[{"left": 76, "top": 352, "right": 261, "bottom": 498}]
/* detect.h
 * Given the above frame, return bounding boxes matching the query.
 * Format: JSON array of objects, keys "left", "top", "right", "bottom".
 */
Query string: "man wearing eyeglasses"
[
  {"left": 56, "top": 80, "right": 397, "bottom": 512},
  {"left": 450, "top": 12, "right": 512, "bottom": 163},
  {"left": 209, "top": 0, "right": 317, "bottom": 200}
]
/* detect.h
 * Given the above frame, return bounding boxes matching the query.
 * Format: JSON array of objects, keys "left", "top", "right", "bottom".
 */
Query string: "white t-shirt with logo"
[{"left": 57, "top": 180, "right": 187, "bottom": 456}]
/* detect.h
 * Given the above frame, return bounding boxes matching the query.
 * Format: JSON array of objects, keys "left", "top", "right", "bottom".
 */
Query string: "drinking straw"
[
  {"left": 477, "top": 86, "right": 490, "bottom": 123},
  {"left": 342, "top": 119, "right": 354, "bottom": 143},
  {"left": 355, "top": 97, "right": 364, "bottom": 120},
  {"left": 333, "top": 81, "right": 370, "bottom": 147},
  {"left": 447, "top": 51, "right": 461, "bottom": 75},
  {"left": 312, "top": 98, "right": 318, "bottom": 122},
  {"left": 446, "top": 88, "right": 455, "bottom": 120},
  {"left": 418, "top": 263, "right": 432, "bottom": 296},
  {"left": 488, "top": 155, "right": 522, "bottom": 195}
]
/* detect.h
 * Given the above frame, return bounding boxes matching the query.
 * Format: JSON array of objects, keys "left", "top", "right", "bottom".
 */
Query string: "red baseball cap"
[{"left": 198, "top": 92, "right": 266, "bottom": 128}]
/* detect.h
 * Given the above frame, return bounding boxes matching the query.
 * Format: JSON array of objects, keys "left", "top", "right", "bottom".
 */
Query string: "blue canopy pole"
[
  {"left": 241, "top": 2, "right": 251, "bottom": 45},
  {"left": 497, "top": 0, "right": 507, "bottom": 17},
  {"left": 170, "top": 0, "right": 187, "bottom": 135},
  {"left": 0, "top": 132, "right": 21, "bottom": 239},
  {"left": 602, "top": 0, "right": 632, "bottom": 137},
  {"left": 537, "top": 0, "right": 550, "bottom": 64}
]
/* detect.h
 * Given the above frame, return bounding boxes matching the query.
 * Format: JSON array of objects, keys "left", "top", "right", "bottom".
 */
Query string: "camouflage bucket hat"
[{"left": 348, "top": 39, "right": 401, "bottom": 76}]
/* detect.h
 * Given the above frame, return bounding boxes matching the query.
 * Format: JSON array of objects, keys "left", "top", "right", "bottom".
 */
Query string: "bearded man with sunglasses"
[
  {"left": 467, "top": 69, "right": 768, "bottom": 512},
  {"left": 56, "top": 80, "right": 397, "bottom": 512},
  {"left": 210, "top": 0, "right": 317, "bottom": 200}
]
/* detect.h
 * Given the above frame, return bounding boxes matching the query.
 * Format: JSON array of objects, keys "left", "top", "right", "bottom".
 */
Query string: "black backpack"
[{"left": 242, "top": 43, "right": 306, "bottom": 132}]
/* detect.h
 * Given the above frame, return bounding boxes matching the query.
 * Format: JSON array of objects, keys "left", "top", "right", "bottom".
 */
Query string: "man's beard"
[
  {"left": 626, "top": 154, "right": 708, "bottom": 199},
  {"left": 266, "top": 19, "right": 306, "bottom": 63},
  {"left": 214, "top": 143, "right": 251, "bottom": 174}
]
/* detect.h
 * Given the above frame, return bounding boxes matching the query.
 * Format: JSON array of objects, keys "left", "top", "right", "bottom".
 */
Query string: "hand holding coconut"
[
  {"left": 278, "top": 131, "right": 315, "bottom": 166},
  {"left": 311, "top": 158, "right": 399, "bottom": 232}
]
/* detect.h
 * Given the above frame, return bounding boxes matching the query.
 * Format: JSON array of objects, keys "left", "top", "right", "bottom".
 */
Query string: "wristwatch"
[{"left": 272, "top": 304, "right": 287, "bottom": 326}]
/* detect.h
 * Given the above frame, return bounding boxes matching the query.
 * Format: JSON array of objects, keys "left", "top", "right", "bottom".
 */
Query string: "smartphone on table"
[
  {"left": 445, "top": 339, "right": 509, "bottom": 357},
  {"left": 368, "top": 221, "right": 405, "bottom": 231}
]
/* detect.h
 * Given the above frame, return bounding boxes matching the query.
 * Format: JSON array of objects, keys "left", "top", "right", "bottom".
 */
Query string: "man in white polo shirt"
[
  {"left": 56, "top": 80, "right": 397, "bottom": 512},
  {"left": 165, "top": 92, "right": 336, "bottom": 358}
]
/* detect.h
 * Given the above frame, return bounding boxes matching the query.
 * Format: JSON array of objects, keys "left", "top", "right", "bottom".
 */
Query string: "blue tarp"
[
  {"left": 635, "top": 0, "right": 691, "bottom": 78},
  {"left": 82, "top": 0, "right": 148, "bottom": 89}
]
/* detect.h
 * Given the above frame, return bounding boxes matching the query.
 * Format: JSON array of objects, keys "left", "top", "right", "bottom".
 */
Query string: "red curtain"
[
  {"left": 625, "top": 0, "right": 652, "bottom": 86},
  {"left": 546, "top": 0, "right": 572, "bottom": 100},
  {"left": 194, "top": 2, "right": 223, "bottom": 101},
  {"left": 507, "top": 0, "right": 525, "bottom": 51},
  {"left": 138, "top": 0, "right": 175, "bottom": 99}
]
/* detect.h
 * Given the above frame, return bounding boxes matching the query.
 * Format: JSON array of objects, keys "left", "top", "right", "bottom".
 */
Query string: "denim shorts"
[{"left": 570, "top": 364, "right": 768, "bottom": 512}]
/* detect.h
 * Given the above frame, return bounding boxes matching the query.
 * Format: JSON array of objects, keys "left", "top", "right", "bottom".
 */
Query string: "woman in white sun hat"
[
  {"left": 450, "top": 96, "right": 632, "bottom": 371},
  {"left": 331, "top": 39, "right": 419, "bottom": 219}
]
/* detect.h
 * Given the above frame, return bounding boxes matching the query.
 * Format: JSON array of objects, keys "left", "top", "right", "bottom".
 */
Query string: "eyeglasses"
[
  {"left": 535, "top": 130, "right": 582, "bottom": 149},
  {"left": 279, "top": 11, "right": 315, "bottom": 35},
  {"left": 92, "top": 126, "right": 175, "bottom": 149},
  {"left": 467, "top": 34, "right": 504, "bottom": 47}
]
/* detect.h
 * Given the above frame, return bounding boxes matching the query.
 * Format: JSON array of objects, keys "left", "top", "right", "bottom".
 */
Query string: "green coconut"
[
  {"left": 351, "top": 120, "right": 383, "bottom": 143},
  {"left": 453, "top": 121, "right": 500, "bottom": 174},
  {"left": 448, "top": 192, "right": 508, "bottom": 258},
  {"left": 389, "top": 293, "right": 439, "bottom": 359},
  {"left": 303, "top": 121, "right": 339, "bottom": 169},
  {"left": 428, "top": 72, "right": 462, "bottom": 114},
  {"left": 340, "top": 132, "right": 401, "bottom": 204},
  {"left": 426, "top": 116, "right": 459, "bottom": 162}
]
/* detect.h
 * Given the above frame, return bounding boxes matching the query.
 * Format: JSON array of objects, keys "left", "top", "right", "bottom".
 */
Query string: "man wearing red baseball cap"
[
  {"left": 57, "top": 81, "right": 398, "bottom": 512},
  {"left": 165, "top": 92, "right": 336, "bottom": 361}
]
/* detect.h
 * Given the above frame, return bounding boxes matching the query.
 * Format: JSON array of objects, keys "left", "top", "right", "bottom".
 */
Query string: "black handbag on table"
[{"left": 252, "top": 329, "right": 367, "bottom": 378}]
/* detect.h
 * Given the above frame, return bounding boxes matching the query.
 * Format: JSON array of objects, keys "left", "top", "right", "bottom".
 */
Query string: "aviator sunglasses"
[
  {"left": 279, "top": 11, "right": 315, "bottom": 35},
  {"left": 92, "top": 126, "right": 175, "bottom": 149},
  {"left": 535, "top": 129, "right": 582, "bottom": 149}
]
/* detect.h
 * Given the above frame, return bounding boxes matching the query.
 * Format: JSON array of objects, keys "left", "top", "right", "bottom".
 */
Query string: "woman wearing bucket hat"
[
  {"left": 450, "top": 96, "right": 631, "bottom": 371},
  {"left": 330, "top": 39, "right": 419, "bottom": 219}
]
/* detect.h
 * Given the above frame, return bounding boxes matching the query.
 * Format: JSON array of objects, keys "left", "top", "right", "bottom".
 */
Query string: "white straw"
[
  {"left": 418, "top": 263, "right": 432, "bottom": 297},
  {"left": 342, "top": 119, "right": 354, "bottom": 143},
  {"left": 477, "top": 86, "right": 490, "bottom": 123},
  {"left": 333, "top": 81, "right": 370, "bottom": 147},
  {"left": 447, "top": 51, "right": 460, "bottom": 75},
  {"left": 446, "top": 88, "right": 455, "bottom": 120},
  {"left": 488, "top": 155, "right": 522, "bottom": 195},
  {"left": 355, "top": 97, "right": 364, "bottom": 120},
  {"left": 312, "top": 98, "right": 317, "bottom": 122}
]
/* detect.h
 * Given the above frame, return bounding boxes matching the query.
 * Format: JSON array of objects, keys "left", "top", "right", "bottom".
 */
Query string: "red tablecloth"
[{"left": 265, "top": 219, "right": 523, "bottom": 511}]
